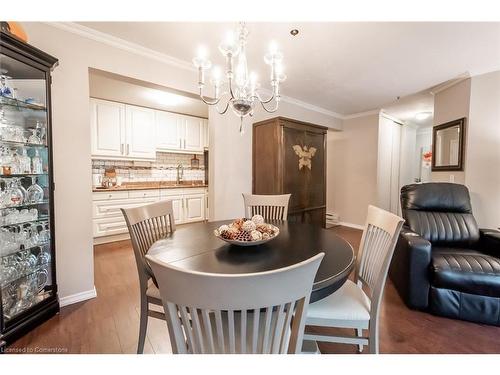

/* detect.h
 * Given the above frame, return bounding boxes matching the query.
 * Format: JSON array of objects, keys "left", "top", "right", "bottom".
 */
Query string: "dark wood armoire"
[{"left": 252, "top": 117, "right": 327, "bottom": 226}]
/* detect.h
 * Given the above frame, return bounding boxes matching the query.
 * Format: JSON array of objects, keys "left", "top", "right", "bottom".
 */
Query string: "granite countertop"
[{"left": 92, "top": 181, "right": 208, "bottom": 192}]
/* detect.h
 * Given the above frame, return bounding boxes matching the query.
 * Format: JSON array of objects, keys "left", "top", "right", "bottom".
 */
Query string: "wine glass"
[{"left": 27, "top": 176, "right": 44, "bottom": 203}]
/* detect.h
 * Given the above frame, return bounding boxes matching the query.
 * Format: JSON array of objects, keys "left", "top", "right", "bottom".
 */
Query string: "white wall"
[
  {"left": 328, "top": 114, "right": 379, "bottom": 226},
  {"left": 466, "top": 71, "right": 500, "bottom": 228},
  {"left": 21, "top": 22, "right": 342, "bottom": 300},
  {"left": 414, "top": 127, "right": 432, "bottom": 182}
]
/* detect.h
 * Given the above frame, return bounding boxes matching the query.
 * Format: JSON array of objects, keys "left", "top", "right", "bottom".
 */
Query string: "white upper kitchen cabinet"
[
  {"left": 156, "top": 111, "right": 183, "bottom": 151},
  {"left": 125, "top": 105, "right": 156, "bottom": 159},
  {"left": 183, "top": 115, "right": 204, "bottom": 152},
  {"left": 90, "top": 99, "right": 126, "bottom": 158},
  {"left": 203, "top": 119, "right": 209, "bottom": 148}
]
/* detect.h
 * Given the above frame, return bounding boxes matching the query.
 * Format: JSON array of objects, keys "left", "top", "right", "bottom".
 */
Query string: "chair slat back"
[
  {"left": 242, "top": 193, "right": 291, "bottom": 221},
  {"left": 357, "top": 205, "right": 404, "bottom": 292},
  {"left": 146, "top": 252, "right": 324, "bottom": 354},
  {"left": 122, "top": 200, "right": 176, "bottom": 285},
  {"left": 355, "top": 205, "right": 404, "bottom": 324}
]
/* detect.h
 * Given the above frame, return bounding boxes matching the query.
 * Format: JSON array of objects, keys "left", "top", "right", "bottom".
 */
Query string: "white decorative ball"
[
  {"left": 262, "top": 232, "right": 270, "bottom": 240},
  {"left": 251, "top": 214, "right": 265, "bottom": 225},
  {"left": 250, "top": 230, "right": 262, "bottom": 241},
  {"left": 218, "top": 224, "right": 230, "bottom": 233},
  {"left": 242, "top": 220, "right": 257, "bottom": 232}
]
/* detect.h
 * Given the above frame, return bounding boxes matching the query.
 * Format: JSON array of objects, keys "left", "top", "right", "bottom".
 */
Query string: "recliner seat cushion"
[{"left": 431, "top": 248, "right": 500, "bottom": 297}]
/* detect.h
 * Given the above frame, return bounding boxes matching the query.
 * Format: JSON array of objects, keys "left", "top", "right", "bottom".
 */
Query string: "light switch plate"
[{"left": 449, "top": 174, "right": 455, "bottom": 183}]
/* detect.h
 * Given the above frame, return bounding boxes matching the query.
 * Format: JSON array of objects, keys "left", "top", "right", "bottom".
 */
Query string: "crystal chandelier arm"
[
  {"left": 259, "top": 98, "right": 280, "bottom": 113},
  {"left": 198, "top": 87, "right": 223, "bottom": 106},
  {"left": 253, "top": 90, "right": 275, "bottom": 104},
  {"left": 227, "top": 77, "right": 236, "bottom": 100},
  {"left": 215, "top": 100, "right": 230, "bottom": 115}
]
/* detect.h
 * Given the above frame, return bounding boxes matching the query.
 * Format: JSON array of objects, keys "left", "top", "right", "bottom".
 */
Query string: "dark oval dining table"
[{"left": 147, "top": 220, "right": 355, "bottom": 303}]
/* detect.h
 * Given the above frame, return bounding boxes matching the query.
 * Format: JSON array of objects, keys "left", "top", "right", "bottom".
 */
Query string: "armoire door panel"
[{"left": 283, "top": 127, "right": 325, "bottom": 211}]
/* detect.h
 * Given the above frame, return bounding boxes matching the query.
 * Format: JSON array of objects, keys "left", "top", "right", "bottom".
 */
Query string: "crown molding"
[
  {"left": 429, "top": 72, "right": 470, "bottom": 95},
  {"left": 342, "top": 109, "right": 381, "bottom": 120},
  {"left": 45, "top": 22, "right": 196, "bottom": 72},
  {"left": 278, "top": 94, "right": 345, "bottom": 119}
]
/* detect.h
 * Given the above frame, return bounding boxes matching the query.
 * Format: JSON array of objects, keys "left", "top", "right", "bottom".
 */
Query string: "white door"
[
  {"left": 184, "top": 194, "right": 205, "bottom": 223},
  {"left": 90, "top": 99, "right": 125, "bottom": 158},
  {"left": 184, "top": 115, "right": 204, "bottom": 152},
  {"left": 156, "top": 111, "right": 183, "bottom": 151},
  {"left": 125, "top": 105, "right": 156, "bottom": 159}
]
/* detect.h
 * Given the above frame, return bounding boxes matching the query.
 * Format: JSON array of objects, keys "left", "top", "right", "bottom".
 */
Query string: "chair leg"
[
  {"left": 356, "top": 328, "right": 364, "bottom": 353},
  {"left": 368, "top": 323, "right": 379, "bottom": 354},
  {"left": 137, "top": 294, "right": 148, "bottom": 354}
]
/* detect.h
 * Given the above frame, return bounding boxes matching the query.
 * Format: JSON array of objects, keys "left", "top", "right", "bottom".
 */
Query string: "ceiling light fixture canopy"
[
  {"left": 192, "top": 22, "right": 286, "bottom": 132},
  {"left": 415, "top": 111, "right": 432, "bottom": 121}
]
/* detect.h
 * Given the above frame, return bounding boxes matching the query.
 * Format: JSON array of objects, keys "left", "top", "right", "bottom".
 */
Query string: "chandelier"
[{"left": 192, "top": 23, "right": 286, "bottom": 131}]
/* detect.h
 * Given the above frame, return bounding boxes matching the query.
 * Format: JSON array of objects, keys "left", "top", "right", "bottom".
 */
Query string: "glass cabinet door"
[{"left": 0, "top": 52, "right": 55, "bottom": 325}]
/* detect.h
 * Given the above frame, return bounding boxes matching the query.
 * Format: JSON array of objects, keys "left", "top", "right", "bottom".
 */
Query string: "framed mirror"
[{"left": 432, "top": 118, "right": 466, "bottom": 171}]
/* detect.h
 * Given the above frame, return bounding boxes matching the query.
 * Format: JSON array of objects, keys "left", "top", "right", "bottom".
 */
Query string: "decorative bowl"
[{"left": 214, "top": 217, "right": 280, "bottom": 247}]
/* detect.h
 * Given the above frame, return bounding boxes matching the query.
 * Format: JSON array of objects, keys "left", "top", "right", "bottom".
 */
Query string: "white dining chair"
[
  {"left": 242, "top": 193, "right": 291, "bottom": 221},
  {"left": 121, "top": 200, "right": 176, "bottom": 354},
  {"left": 303, "top": 205, "right": 404, "bottom": 354},
  {"left": 146, "top": 252, "right": 324, "bottom": 354}
]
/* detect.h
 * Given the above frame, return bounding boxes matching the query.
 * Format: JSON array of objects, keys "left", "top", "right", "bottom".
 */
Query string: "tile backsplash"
[{"left": 92, "top": 152, "right": 206, "bottom": 184}]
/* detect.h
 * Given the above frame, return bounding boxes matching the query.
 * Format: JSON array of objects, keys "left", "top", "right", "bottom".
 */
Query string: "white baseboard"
[
  {"left": 93, "top": 233, "right": 130, "bottom": 245},
  {"left": 339, "top": 222, "right": 365, "bottom": 230},
  {"left": 59, "top": 286, "right": 97, "bottom": 307}
]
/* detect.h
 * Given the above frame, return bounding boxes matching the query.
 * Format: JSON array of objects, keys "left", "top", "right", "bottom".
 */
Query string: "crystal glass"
[
  {"left": 35, "top": 120, "right": 46, "bottom": 145},
  {"left": 0, "top": 74, "right": 13, "bottom": 98},
  {"left": 2, "top": 178, "right": 24, "bottom": 207},
  {"left": 32, "top": 149, "right": 43, "bottom": 174},
  {"left": 27, "top": 176, "right": 44, "bottom": 203},
  {"left": 37, "top": 246, "right": 51, "bottom": 265},
  {"left": 28, "top": 129, "right": 42, "bottom": 145}
]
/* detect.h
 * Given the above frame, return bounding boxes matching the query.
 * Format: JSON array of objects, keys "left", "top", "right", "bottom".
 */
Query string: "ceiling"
[
  {"left": 89, "top": 69, "right": 208, "bottom": 117},
  {"left": 383, "top": 90, "right": 434, "bottom": 128},
  {"left": 78, "top": 22, "right": 500, "bottom": 116}
]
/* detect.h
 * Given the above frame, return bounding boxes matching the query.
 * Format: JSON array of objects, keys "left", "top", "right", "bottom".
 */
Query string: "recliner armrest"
[
  {"left": 479, "top": 228, "right": 500, "bottom": 255},
  {"left": 389, "top": 226, "right": 432, "bottom": 310}
]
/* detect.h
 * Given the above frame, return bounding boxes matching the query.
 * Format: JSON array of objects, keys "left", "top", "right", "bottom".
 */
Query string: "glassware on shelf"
[
  {"left": 31, "top": 149, "right": 43, "bottom": 174},
  {"left": 0, "top": 207, "right": 38, "bottom": 226},
  {"left": 35, "top": 121, "right": 46, "bottom": 145},
  {"left": 27, "top": 129, "right": 42, "bottom": 145},
  {"left": 0, "top": 75, "right": 13, "bottom": 98},
  {"left": 1, "top": 178, "right": 24, "bottom": 207},
  {"left": 26, "top": 177, "right": 44, "bottom": 204},
  {"left": 18, "top": 148, "right": 31, "bottom": 174},
  {"left": 37, "top": 247, "right": 51, "bottom": 265}
]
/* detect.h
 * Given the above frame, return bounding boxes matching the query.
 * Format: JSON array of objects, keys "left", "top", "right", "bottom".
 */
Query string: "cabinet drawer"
[
  {"left": 92, "top": 191, "right": 129, "bottom": 201},
  {"left": 129, "top": 190, "right": 160, "bottom": 199},
  {"left": 93, "top": 216, "right": 128, "bottom": 237},
  {"left": 160, "top": 188, "right": 184, "bottom": 197},
  {"left": 183, "top": 188, "right": 206, "bottom": 195},
  {"left": 92, "top": 197, "right": 158, "bottom": 219}
]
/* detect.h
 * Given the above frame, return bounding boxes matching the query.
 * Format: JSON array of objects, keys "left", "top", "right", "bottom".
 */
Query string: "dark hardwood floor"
[{"left": 9, "top": 226, "right": 500, "bottom": 354}]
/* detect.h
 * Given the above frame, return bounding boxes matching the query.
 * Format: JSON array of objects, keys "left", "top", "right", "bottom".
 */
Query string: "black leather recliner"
[{"left": 389, "top": 183, "right": 500, "bottom": 326}]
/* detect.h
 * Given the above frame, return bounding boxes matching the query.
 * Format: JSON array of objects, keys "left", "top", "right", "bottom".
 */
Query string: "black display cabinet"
[{"left": 0, "top": 31, "right": 59, "bottom": 349}]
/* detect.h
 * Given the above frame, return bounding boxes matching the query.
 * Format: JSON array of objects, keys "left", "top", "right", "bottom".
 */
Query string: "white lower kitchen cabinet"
[
  {"left": 93, "top": 188, "right": 208, "bottom": 243},
  {"left": 184, "top": 194, "right": 206, "bottom": 223}
]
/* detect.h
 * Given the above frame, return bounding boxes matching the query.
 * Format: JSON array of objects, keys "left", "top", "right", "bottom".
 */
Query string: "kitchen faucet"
[{"left": 176, "top": 164, "right": 184, "bottom": 184}]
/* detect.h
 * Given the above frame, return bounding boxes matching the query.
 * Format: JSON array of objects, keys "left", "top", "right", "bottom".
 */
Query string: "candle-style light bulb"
[{"left": 250, "top": 72, "right": 258, "bottom": 96}]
